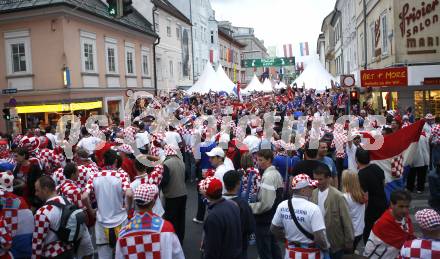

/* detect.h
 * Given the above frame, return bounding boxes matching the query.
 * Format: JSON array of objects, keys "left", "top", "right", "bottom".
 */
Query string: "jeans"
[
  {"left": 432, "top": 145, "right": 440, "bottom": 168},
  {"left": 195, "top": 190, "right": 206, "bottom": 221},
  {"left": 164, "top": 195, "right": 187, "bottom": 244},
  {"left": 255, "top": 223, "right": 282, "bottom": 259},
  {"left": 184, "top": 151, "right": 196, "bottom": 181},
  {"left": 330, "top": 249, "right": 344, "bottom": 259},
  {"left": 407, "top": 166, "right": 428, "bottom": 192}
]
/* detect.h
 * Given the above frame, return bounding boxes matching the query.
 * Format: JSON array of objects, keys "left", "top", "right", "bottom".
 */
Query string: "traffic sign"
[
  {"left": 9, "top": 98, "right": 17, "bottom": 107},
  {"left": 2, "top": 89, "right": 17, "bottom": 94},
  {"left": 242, "top": 57, "right": 295, "bottom": 68},
  {"left": 340, "top": 75, "right": 356, "bottom": 87}
]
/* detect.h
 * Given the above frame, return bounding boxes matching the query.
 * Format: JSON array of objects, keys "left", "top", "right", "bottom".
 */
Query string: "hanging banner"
[{"left": 360, "top": 67, "right": 408, "bottom": 87}]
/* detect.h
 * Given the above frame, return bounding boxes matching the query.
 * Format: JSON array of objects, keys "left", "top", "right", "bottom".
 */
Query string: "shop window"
[
  {"left": 428, "top": 91, "right": 440, "bottom": 117},
  {"left": 414, "top": 91, "right": 425, "bottom": 119}
]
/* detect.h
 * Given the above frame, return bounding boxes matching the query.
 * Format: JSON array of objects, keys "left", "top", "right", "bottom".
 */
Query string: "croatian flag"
[
  {"left": 299, "top": 42, "right": 309, "bottom": 56},
  {"left": 368, "top": 119, "right": 425, "bottom": 199}
]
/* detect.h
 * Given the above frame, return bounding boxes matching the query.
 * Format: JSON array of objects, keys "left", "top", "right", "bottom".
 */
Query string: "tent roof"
[
  {"left": 261, "top": 78, "right": 274, "bottom": 93},
  {"left": 241, "top": 74, "right": 262, "bottom": 95},
  {"left": 293, "top": 59, "right": 336, "bottom": 91},
  {"left": 216, "top": 64, "right": 236, "bottom": 94},
  {"left": 187, "top": 62, "right": 224, "bottom": 94},
  {"left": 275, "top": 81, "right": 288, "bottom": 89}
]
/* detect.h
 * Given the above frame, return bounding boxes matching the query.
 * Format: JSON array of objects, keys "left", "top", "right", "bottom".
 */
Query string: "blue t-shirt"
[
  {"left": 200, "top": 142, "right": 216, "bottom": 170},
  {"left": 272, "top": 155, "right": 301, "bottom": 180},
  {"left": 320, "top": 156, "right": 337, "bottom": 177}
]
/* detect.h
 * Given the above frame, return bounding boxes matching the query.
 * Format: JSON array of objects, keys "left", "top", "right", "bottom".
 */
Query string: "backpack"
[{"left": 46, "top": 197, "right": 86, "bottom": 244}]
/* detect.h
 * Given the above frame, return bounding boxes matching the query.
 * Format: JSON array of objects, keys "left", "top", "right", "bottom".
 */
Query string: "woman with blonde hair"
[{"left": 341, "top": 169, "right": 367, "bottom": 253}]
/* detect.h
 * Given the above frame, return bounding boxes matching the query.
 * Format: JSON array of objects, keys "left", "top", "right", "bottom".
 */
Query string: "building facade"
[
  {"left": 133, "top": 0, "right": 193, "bottom": 92},
  {"left": 355, "top": 0, "right": 440, "bottom": 117},
  {"left": 320, "top": 10, "right": 337, "bottom": 76},
  {"left": 0, "top": 0, "right": 157, "bottom": 132},
  {"left": 217, "top": 23, "right": 268, "bottom": 84},
  {"left": 218, "top": 25, "right": 246, "bottom": 84}
]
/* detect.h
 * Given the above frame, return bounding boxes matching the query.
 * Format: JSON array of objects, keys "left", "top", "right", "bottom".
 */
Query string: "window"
[
  {"left": 220, "top": 45, "right": 224, "bottom": 60},
  {"left": 4, "top": 30, "right": 32, "bottom": 75},
  {"left": 176, "top": 26, "right": 181, "bottom": 39},
  {"left": 381, "top": 13, "right": 388, "bottom": 54},
  {"left": 156, "top": 57, "right": 162, "bottom": 80},
  {"left": 142, "top": 51, "right": 149, "bottom": 76},
  {"left": 167, "top": 19, "right": 172, "bottom": 37},
  {"left": 169, "top": 60, "right": 174, "bottom": 77},
  {"left": 195, "top": 58, "right": 199, "bottom": 74},
  {"left": 125, "top": 43, "right": 136, "bottom": 75},
  {"left": 105, "top": 37, "right": 118, "bottom": 74},
  {"left": 154, "top": 12, "right": 159, "bottom": 33},
  {"left": 178, "top": 61, "right": 182, "bottom": 79},
  {"left": 211, "top": 30, "right": 214, "bottom": 44},
  {"left": 80, "top": 31, "right": 97, "bottom": 73}
]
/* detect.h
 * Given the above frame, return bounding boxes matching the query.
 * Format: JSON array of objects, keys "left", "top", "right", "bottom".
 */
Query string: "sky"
[{"left": 211, "top": 0, "right": 336, "bottom": 61}]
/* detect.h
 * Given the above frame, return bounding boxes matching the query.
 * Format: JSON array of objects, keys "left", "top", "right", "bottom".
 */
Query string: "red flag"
[
  {"left": 288, "top": 44, "right": 293, "bottom": 57},
  {"left": 283, "top": 44, "right": 287, "bottom": 58}
]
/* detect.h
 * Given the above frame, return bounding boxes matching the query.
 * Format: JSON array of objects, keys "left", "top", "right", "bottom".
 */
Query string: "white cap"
[{"left": 206, "top": 147, "right": 225, "bottom": 158}]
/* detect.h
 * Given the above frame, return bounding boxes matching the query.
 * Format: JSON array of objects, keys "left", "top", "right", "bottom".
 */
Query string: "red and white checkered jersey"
[
  {"left": 57, "top": 179, "right": 84, "bottom": 208},
  {"left": 0, "top": 215, "right": 12, "bottom": 258},
  {"left": 431, "top": 124, "right": 440, "bottom": 145},
  {"left": 85, "top": 169, "right": 130, "bottom": 228},
  {"left": 400, "top": 239, "right": 440, "bottom": 259},
  {"left": 52, "top": 165, "right": 94, "bottom": 190},
  {"left": 115, "top": 212, "right": 184, "bottom": 259},
  {"left": 32, "top": 196, "right": 73, "bottom": 259}
]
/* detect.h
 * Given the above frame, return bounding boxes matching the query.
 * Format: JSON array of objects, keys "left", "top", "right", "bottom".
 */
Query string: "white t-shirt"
[
  {"left": 224, "top": 157, "right": 235, "bottom": 170},
  {"left": 77, "top": 136, "right": 102, "bottom": 155},
  {"left": 135, "top": 131, "right": 150, "bottom": 150},
  {"left": 346, "top": 143, "right": 358, "bottom": 173},
  {"left": 343, "top": 193, "right": 365, "bottom": 237},
  {"left": 46, "top": 133, "right": 56, "bottom": 148},
  {"left": 272, "top": 197, "right": 326, "bottom": 244},
  {"left": 85, "top": 169, "right": 130, "bottom": 228},
  {"left": 214, "top": 162, "right": 234, "bottom": 193},
  {"left": 243, "top": 135, "right": 261, "bottom": 153},
  {"left": 317, "top": 188, "right": 329, "bottom": 216},
  {"left": 165, "top": 131, "right": 182, "bottom": 149}
]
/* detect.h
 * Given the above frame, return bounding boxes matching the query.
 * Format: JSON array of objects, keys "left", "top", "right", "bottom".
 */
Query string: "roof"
[
  {"left": 0, "top": 0, "right": 157, "bottom": 37},
  {"left": 218, "top": 27, "right": 246, "bottom": 48},
  {"left": 152, "top": 0, "right": 191, "bottom": 25}
]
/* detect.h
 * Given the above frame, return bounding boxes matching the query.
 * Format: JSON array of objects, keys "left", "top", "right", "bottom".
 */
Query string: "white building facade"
[{"left": 133, "top": 0, "right": 193, "bottom": 92}]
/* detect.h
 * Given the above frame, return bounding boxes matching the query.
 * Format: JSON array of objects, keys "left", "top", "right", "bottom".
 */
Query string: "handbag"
[{"left": 287, "top": 198, "right": 314, "bottom": 241}]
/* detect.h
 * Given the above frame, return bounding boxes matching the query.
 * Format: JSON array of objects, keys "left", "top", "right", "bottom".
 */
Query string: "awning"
[{"left": 16, "top": 101, "right": 103, "bottom": 114}]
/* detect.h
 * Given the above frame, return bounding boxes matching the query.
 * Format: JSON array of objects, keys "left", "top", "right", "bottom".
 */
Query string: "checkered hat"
[
  {"left": 123, "top": 126, "right": 137, "bottom": 143},
  {"left": 117, "top": 144, "right": 134, "bottom": 154},
  {"left": 134, "top": 184, "right": 159, "bottom": 205},
  {"left": 415, "top": 209, "right": 440, "bottom": 230},
  {"left": 19, "top": 136, "right": 40, "bottom": 152},
  {"left": 114, "top": 138, "right": 125, "bottom": 144},
  {"left": 164, "top": 145, "right": 177, "bottom": 156},
  {"left": 0, "top": 171, "right": 14, "bottom": 192},
  {"left": 291, "top": 174, "right": 318, "bottom": 190},
  {"left": 199, "top": 176, "right": 222, "bottom": 197}
]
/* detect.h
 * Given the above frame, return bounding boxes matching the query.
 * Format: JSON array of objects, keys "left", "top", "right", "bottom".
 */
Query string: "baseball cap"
[
  {"left": 134, "top": 184, "right": 159, "bottom": 206},
  {"left": 291, "top": 174, "right": 318, "bottom": 190},
  {"left": 198, "top": 176, "right": 223, "bottom": 197},
  {"left": 206, "top": 147, "right": 225, "bottom": 158},
  {"left": 415, "top": 209, "right": 440, "bottom": 230}
]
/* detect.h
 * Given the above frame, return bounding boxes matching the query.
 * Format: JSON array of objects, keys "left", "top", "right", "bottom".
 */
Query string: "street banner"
[{"left": 361, "top": 67, "right": 408, "bottom": 87}]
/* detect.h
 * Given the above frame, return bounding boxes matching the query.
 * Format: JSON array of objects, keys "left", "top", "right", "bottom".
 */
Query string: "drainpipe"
[
  {"left": 152, "top": 4, "right": 161, "bottom": 96},
  {"left": 189, "top": 0, "right": 195, "bottom": 83},
  {"left": 363, "top": 0, "right": 368, "bottom": 70}
]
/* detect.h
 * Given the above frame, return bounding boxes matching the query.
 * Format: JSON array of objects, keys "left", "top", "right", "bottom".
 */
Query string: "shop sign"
[
  {"left": 398, "top": 0, "right": 440, "bottom": 55},
  {"left": 360, "top": 67, "right": 408, "bottom": 87},
  {"left": 424, "top": 77, "right": 440, "bottom": 85}
]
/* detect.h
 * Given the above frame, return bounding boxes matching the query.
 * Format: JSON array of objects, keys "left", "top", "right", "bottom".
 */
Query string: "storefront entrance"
[{"left": 414, "top": 90, "right": 440, "bottom": 118}]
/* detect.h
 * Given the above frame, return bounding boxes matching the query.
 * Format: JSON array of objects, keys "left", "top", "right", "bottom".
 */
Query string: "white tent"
[
  {"left": 293, "top": 59, "right": 336, "bottom": 91},
  {"left": 187, "top": 62, "right": 224, "bottom": 94},
  {"left": 216, "top": 64, "right": 236, "bottom": 94},
  {"left": 241, "top": 74, "right": 263, "bottom": 95},
  {"left": 275, "top": 81, "right": 288, "bottom": 89},
  {"left": 261, "top": 78, "right": 274, "bottom": 93}
]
